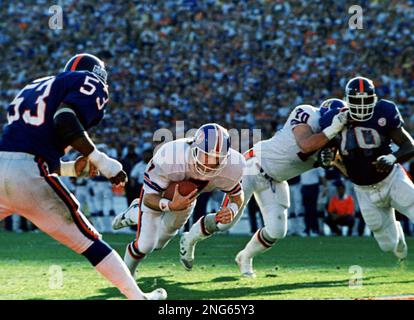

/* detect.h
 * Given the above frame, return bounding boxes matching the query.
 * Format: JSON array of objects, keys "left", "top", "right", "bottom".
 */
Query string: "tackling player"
[
  {"left": 0, "top": 53, "right": 166, "bottom": 300},
  {"left": 319, "top": 76, "right": 414, "bottom": 260},
  {"left": 112, "top": 123, "right": 246, "bottom": 277},
  {"left": 180, "top": 100, "right": 349, "bottom": 277}
]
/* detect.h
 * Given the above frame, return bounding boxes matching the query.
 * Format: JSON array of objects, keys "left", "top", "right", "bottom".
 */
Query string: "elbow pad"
[{"left": 53, "top": 106, "right": 86, "bottom": 146}]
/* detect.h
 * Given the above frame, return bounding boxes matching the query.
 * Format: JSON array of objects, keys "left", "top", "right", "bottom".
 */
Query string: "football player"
[
  {"left": 112, "top": 123, "right": 246, "bottom": 277},
  {"left": 0, "top": 53, "right": 166, "bottom": 300},
  {"left": 319, "top": 76, "right": 414, "bottom": 260},
  {"left": 180, "top": 99, "right": 349, "bottom": 276}
]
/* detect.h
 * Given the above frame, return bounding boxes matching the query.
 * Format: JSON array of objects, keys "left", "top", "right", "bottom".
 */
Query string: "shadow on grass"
[
  {"left": 87, "top": 274, "right": 414, "bottom": 300},
  {"left": 84, "top": 274, "right": 414, "bottom": 300}
]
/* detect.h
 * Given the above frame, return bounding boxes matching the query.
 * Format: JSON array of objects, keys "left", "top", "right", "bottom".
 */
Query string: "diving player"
[
  {"left": 319, "top": 76, "right": 414, "bottom": 260},
  {"left": 0, "top": 53, "right": 166, "bottom": 300},
  {"left": 112, "top": 123, "right": 246, "bottom": 277},
  {"left": 180, "top": 99, "right": 349, "bottom": 277}
]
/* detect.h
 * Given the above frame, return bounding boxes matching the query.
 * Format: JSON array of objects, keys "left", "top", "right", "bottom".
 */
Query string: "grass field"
[{"left": 0, "top": 232, "right": 413, "bottom": 300}]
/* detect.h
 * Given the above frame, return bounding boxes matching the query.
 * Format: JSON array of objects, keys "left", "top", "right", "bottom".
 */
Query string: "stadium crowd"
[{"left": 1, "top": 0, "right": 414, "bottom": 235}]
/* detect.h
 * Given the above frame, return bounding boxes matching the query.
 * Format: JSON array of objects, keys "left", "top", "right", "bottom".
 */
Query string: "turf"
[{"left": 0, "top": 232, "right": 413, "bottom": 300}]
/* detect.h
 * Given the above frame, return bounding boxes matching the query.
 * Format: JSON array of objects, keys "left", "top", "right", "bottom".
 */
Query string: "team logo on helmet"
[
  {"left": 378, "top": 117, "right": 387, "bottom": 127},
  {"left": 191, "top": 123, "right": 231, "bottom": 177}
]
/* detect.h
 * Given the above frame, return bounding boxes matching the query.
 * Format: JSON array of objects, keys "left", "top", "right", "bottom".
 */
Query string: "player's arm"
[
  {"left": 143, "top": 186, "right": 198, "bottom": 212},
  {"left": 142, "top": 159, "right": 197, "bottom": 212},
  {"left": 53, "top": 105, "right": 126, "bottom": 185},
  {"left": 293, "top": 110, "right": 349, "bottom": 154},
  {"left": 373, "top": 126, "right": 414, "bottom": 173},
  {"left": 215, "top": 182, "right": 244, "bottom": 225}
]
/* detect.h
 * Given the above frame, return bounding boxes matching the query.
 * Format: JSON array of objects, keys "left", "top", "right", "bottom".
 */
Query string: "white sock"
[
  {"left": 123, "top": 243, "right": 145, "bottom": 277},
  {"left": 95, "top": 250, "right": 145, "bottom": 300},
  {"left": 243, "top": 229, "right": 273, "bottom": 259},
  {"left": 187, "top": 217, "right": 213, "bottom": 244}
]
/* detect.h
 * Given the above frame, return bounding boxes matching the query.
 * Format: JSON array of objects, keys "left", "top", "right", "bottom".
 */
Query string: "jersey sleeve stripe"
[
  {"left": 144, "top": 179, "right": 164, "bottom": 193},
  {"left": 143, "top": 173, "right": 166, "bottom": 192},
  {"left": 224, "top": 182, "right": 242, "bottom": 195}
]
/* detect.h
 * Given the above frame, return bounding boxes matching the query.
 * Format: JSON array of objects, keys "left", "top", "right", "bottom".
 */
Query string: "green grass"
[{"left": 0, "top": 232, "right": 413, "bottom": 300}]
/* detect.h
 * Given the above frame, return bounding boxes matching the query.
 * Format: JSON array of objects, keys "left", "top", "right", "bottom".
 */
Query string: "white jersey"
[
  {"left": 143, "top": 138, "right": 246, "bottom": 197},
  {"left": 254, "top": 104, "right": 321, "bottom": 182}
]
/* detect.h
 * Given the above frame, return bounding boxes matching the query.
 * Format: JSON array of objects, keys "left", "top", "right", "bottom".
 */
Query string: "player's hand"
[
  {"left": 169, "top": 185, "right": 198, "bottom": 212},
  {"left": 109, "top": 170, "right": 128, "bottom": 188},
  {"left": 319, "top": 148, "right": 335, "bottom": 168},
  {"left": 372, "top": 154, "right": 396, "bottom": 173},
  {"left": 323, "top": 109, "right": 349, "bottom": 139},
  {"left": 214, "top": 207, "right": 234, "bottom": 224},
  {"left": 75, "top": 156, "right": 99, "bottom": 177}
]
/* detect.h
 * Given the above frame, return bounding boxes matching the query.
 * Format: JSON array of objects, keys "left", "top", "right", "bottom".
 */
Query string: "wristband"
[
  {"left": 159, "top": 198, "right": 171, "bottom": 212},
  {"left": 322, "top": 126, "right": 338, "bottom": 140},
  {"left": 88, "top": 148, "right": 122, "bottom": 178},
  {"left": 60, "top": 160, "right": 77, "bottom": 177}
]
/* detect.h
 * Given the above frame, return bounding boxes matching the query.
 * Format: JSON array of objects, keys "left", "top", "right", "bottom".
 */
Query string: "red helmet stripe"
[
  {"left": 215, "top": 125, "right": 222, "bottom": 154},
  {"left": 70, "top": 55, "right": 84, "bottom": 71},
  {"left": 359, "top": 78, "right": 364, "bottom": 93}
]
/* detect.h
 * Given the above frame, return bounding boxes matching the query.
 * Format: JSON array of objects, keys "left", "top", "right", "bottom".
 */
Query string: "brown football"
[{"left": 163, "top": 181, "right": 198, "bottom": 200}]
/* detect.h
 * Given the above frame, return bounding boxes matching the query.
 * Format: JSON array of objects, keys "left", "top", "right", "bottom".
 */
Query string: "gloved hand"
[
  {"left": 373, "top": 154, "right": 396, "bottom": 173},
  {"left": 319, "top": 148, "right": 335, "bottom": 168},
  {"left": 323, "top": 109, "right": 349, "bottom": 140}
]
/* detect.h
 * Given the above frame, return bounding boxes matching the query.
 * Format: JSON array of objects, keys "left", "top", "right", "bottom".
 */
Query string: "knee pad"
[
  {"left": 82, "top": 239, "right": 113, "bottom": 266},
  {"left": 373, "top": 222, "right": 399, "bottom": 253},
  {"left": 263, "top": 222, "right": 287, "bottom": 240},
  {"left": 261, "top": 204, "right": 288, "bottom": 239},
  {"left": 136, "top": 236, "right": 157, "bottom": 255}
]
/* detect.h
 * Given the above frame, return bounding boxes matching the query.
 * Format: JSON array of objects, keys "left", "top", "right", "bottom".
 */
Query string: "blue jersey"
[
  {"left": 319, "top": 99, "right": 404, "bottom": 185},
  {"left": 0, "top": 71, "right": 108, "bottom": 172}
]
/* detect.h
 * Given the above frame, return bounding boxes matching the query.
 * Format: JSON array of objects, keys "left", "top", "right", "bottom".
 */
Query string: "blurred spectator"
[
  {"left": 287, "top": 176, "right": 306, "bottom": 236},
  {"left": 325, "top": 180, "right": 355, "bottom": 236},
  {"left": 301, "top": 168, "right": 326, "bottom": 236},
  {"left": 2, "top": 1, "right": 414, "bottom": 235},
  {"left": 130, "top": 148, "right": 153, "bottom": 204},
  {"left": 121, "top": 143, "right": 141, "bottom": 205}
]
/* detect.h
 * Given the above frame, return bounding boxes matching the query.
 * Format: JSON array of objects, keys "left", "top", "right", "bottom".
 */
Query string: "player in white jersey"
[
  {"left": 112, "top": 123, "right": 246, "bottom": 277},
  {"left": 180, "top": 100, "right": 349, "bottom": 276}
]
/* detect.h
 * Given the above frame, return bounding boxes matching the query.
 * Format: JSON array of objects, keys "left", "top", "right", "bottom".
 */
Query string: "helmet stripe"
[
  {"left": 70, "top": 54, "right": 84, "bottom": 71},
  {"left": 359, "top": 78, "right": 364, "bottom": 93},
  {"left": 215, "top": 125, "right": 222, "bottom": 154}
]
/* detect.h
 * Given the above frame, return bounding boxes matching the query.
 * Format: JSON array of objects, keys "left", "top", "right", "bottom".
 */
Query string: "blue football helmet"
[
  {"left": 191, "top": 123, "right": 231, "bottom": 177},
  {"left": 319, "top": 98, "right": 347, "bottom": 116},
  {"left": 64, "top": 53, "right": 108, "bottom": 84},
  {"left": 345, "top": 76, "right": 377, "bottom": 121}
]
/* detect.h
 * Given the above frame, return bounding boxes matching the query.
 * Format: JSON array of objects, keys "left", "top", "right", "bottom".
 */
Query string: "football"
[{"left": 162, "top": 180, "right": 198, "bottom": 200}]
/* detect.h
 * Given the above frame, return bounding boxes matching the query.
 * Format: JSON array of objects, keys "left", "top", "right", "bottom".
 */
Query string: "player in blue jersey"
[
  {"left": 319, "top": 76, "right": 414, "bottom": 260},
  {"left": 0, "top": 53, "right": 166, "bottom": 300}
]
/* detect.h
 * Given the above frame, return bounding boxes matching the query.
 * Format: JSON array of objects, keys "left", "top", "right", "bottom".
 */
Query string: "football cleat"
[
  {"left": 112, "top": 198, "right": 139, "bottom": 230},
  {"left": 179, "top": 232, "right": 195, "bottom": 271},
  {"left": 145, "top": 288, "right": 168, "bottom": 300},
  {"left": 235, "top": 251, "right": 256, "bottom": 278}
]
